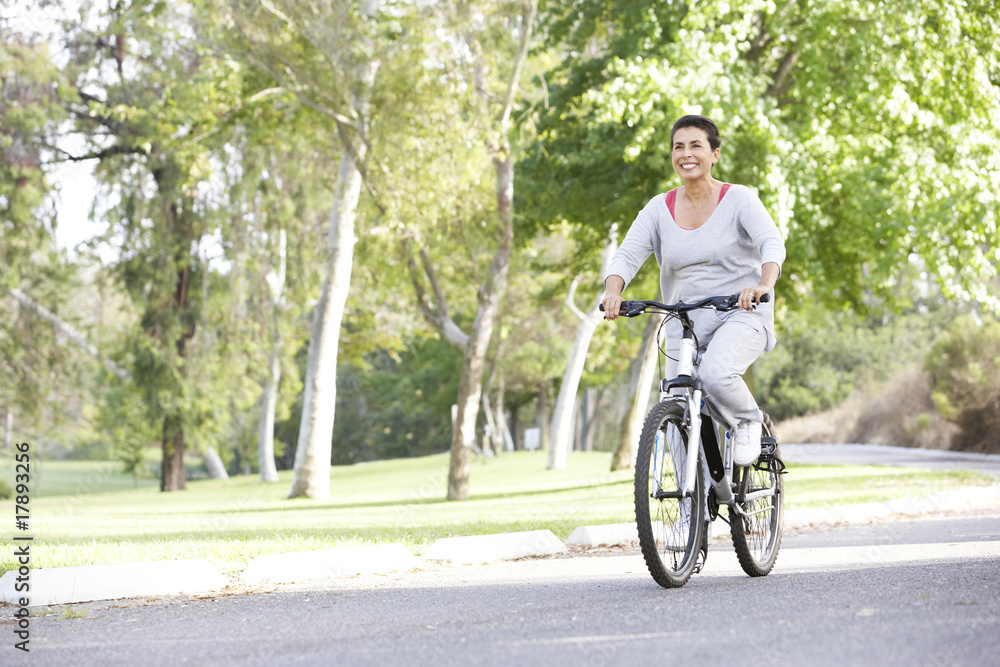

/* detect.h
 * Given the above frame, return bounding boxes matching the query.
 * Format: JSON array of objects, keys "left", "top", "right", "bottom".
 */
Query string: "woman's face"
[{"left": 671, "top": 126, "right": 719, "bottom": 181}]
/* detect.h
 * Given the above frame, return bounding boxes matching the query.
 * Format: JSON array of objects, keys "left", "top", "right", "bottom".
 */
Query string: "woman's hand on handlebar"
[
  {"left": 602, "top": 292, "right": 624, "bottom": 320},
  {"left": 602, "top": 275, "right": 626, "bottom": 320},
  {"left": 738, "top": 284, "right": 771, "bottom": 311}
]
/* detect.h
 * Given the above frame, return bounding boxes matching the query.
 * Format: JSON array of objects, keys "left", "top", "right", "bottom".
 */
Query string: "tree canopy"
[{"left": 3, "top": 0, "right": 998, "bottom": 493}]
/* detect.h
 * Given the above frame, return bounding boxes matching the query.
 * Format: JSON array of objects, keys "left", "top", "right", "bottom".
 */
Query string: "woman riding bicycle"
[{"left": 602, "top": 114, "right": 786, "bottom": 467}]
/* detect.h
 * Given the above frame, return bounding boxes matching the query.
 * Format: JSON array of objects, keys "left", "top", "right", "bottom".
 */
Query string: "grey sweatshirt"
[{"left": 605, "top": 184, "right": 786, "bottom": 349}]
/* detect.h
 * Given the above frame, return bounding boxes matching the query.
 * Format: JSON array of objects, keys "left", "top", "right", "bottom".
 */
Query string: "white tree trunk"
[
  {"left": 548, "top": 313, "right": 601, "bottom": 469},
  {"left": 257, "top": 347, "right": 281, "bottom": 482},
  {"left": 287, "top": 149, "right": 363, "bottom": 499},
  {"left": 446, "top": 154, "right": 514, "bottom": 499},
  {"left": 548, "top": 226, "right": 617, "bottom": 470},
  {"left": 258, "top": 229, "right": 286, "bottom": 483},
  {"left": 286, "top": 0, "right": 378, "bottom": 500},
  {"left": 205, "top": 447, "right": 229, "bottom": 480}
]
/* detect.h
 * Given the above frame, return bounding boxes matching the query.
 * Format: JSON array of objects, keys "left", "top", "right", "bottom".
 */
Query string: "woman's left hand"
[{"left": 738, "top": 285, "right": 771, "bottom": 311}]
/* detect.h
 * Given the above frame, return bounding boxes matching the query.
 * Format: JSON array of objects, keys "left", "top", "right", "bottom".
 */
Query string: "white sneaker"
[{"left": 733, "top": 419, "right": 762, "bottom": 467}]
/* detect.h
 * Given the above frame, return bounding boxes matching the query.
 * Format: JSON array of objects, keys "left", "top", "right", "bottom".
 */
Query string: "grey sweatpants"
[{"left": 661, "top": 309, "right": 768, "bottom": 431}]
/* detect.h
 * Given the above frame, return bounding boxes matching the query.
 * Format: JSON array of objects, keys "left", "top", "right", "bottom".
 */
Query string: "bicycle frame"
[
  {"left": 656, "top": 314, "right": 739, "bottom": 507},
  {"left": 650, "top": 302, "right": 775, "bottom": 519}
]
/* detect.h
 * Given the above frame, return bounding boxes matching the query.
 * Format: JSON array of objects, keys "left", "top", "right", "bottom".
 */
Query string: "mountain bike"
[{"left": 604, "top": 294, "right": 786, "bottom": 588}]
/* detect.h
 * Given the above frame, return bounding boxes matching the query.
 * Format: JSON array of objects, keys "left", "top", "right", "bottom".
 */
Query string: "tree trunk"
[
  {"left": 548, "top": 227, "right": 617, "bottom": 469},
  {"left": 288, "top": 148, "right": 363, "bottom": 499},
  {"left": 495, "top": 377, "right": 512, "bottom": 453},
  {"left": 610, "top": 313, "right": 661, "bottom": 471},
  {"left": 549, "top": 315, "right": 599, "bottom": 468},
  {"left": 287, "top": 0, "right": 377, "bottom": 500},
  {"left": 446, "top": 154, "right": 515, "bottom": 499},
  {"left": 581, "top": 387, "right": 597, "bottom": 452},
  {"left": 509, "top": 402, "right": 520, "bottom": 451},
  {"left": 258, "top": 229, "right": 285, "bottom": 483},
  {"left": 480, "top": 390, "right": 499, "bottom": 455},
  {"left": 257, "top": 346, "right": 281, "bottom": 482},
  {"left": 205, "top": 446, "right": 229, "bottom": 480},
  {"left": 161, "top": 414, "right": 187, "bottom": 491},
  {"left": 154, "top": 160, "right": 196, "bottom": 493},
  {"left": 536, "top": 381, "right": 551, "bottom": 454}
]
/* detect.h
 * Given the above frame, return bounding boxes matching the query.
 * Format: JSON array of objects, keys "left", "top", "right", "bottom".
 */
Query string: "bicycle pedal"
[{"left": 754, "top": 455, "right": 787, "bottom": 474}]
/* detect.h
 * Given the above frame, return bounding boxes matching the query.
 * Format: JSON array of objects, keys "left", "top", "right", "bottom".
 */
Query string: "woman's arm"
[{"left": 738, "top": 262, "right": 780, "bottom": 311}]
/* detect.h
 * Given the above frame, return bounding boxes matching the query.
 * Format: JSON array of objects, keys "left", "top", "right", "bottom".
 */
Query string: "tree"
[
  {"left": 547, "top": 224, "right": 616, "bottom": 469},
  {"left": 55, "top": 0, "right": 252, "bottom": 490},
  {"left": 398, "top": 0, "right": 539, "bottom": 499},
  {"left": 529, "top": 0, "right": 1000, "bottom": 312},
  {"left": 521, "top": 0, "right": 1000, "bottom": 468},
  {"left": 0, "top": 22, "right": 95, "bottom": 442},
  {"left": 228, "top": 0, "right": 391, "bottom": 499}
]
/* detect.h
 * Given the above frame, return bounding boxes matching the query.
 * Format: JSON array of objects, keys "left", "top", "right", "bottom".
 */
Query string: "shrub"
[
  {"left": 0, "top": 479, "right": 11, "bottom": 500},
  {"left": 924, "top": 315, "right": 1000, "bottom": 454},
  {"left": 755, "top": 305, "right": 948, "bottom": 421}
]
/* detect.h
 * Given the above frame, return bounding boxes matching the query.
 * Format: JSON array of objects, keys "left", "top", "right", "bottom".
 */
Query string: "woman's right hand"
[{"left": 602, "top": 275, "right": 626, "bottom": 320}]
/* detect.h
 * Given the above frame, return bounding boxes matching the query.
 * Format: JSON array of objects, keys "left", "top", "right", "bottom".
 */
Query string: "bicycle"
[{"left": 603, "top": 294, "right": 786, "bottom": 588}]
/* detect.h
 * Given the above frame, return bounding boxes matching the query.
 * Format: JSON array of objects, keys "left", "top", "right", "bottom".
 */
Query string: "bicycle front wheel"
[
  {"left": 730, "top": 413, "right": 783, "bottom": 577},
  {"left": 634, "top": 400, "right": 705, "bottom": 588}
]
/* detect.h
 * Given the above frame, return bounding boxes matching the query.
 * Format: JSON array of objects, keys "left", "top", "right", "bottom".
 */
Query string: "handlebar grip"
[{"left": 759, "top": 293, "right": 770, "bottom": 303}]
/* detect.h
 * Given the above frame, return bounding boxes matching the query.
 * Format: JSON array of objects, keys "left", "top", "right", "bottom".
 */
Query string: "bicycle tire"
[
  {"left": 634, "top": 400, "right": 705, "bottom": 588},
  {"left": 730, "top": 411, "right": 783, "bottom": 577}
]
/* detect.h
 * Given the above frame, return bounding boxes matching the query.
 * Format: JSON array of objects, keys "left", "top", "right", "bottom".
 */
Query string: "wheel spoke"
[
  {"left": 730, "top": 414, "right": 783, "bottom": 577},
  {"left": 635, "top": 401, "right": 705, "bottom": 588}
]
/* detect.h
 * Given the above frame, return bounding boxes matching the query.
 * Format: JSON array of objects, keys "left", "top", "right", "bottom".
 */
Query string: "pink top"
[{"left": 665, "top": 183, "right": 732, "bottom": 221}]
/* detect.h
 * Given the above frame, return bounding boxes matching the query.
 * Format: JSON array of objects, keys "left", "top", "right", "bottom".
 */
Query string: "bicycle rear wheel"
[
  {"left": 634, "top": 400, "right": 705, "bottom": 588},
  {"left": 730, "top": 413, "right": 783, "bottom": 577}
]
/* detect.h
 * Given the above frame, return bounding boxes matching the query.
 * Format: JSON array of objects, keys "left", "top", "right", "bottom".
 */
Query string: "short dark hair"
[{"left": 670, "top": 115, "right": 722, "bottom": 151}]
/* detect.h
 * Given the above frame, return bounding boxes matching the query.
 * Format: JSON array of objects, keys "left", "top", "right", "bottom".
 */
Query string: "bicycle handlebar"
[{"left": 599, "top": 293, "right": 770, "bottom": 317}]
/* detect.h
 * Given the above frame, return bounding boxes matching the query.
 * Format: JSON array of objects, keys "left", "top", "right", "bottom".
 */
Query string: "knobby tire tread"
[
  {"left": 634, "top": 400, "right": 705, "bottom": 588},
  {"left": 730, "top": 411, "right": 783, "bottom": 577}
]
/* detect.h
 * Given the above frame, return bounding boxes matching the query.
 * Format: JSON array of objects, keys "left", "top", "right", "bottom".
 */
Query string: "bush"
[
  {"left": 924, "top": 315, "right": 1000, "bottom": 454},
  {"left": 755, "top": 305, "right": 948, "bottom": 421},
  {"left": 0, "top": 479, "right": 11, "bottom": 500}
]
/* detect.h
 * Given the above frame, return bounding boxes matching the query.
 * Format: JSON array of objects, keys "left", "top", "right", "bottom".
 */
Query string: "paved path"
[
  {"left": 781, "top": 443, "right": 1000, "bottom": 478},
  {"left": 7, "top": 512, "right": 1000, "bottom": 667}
]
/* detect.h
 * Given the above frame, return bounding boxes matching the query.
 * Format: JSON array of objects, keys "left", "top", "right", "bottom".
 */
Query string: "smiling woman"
[{"left": 602, "top": 114, "right": 786, "bottom": 468}]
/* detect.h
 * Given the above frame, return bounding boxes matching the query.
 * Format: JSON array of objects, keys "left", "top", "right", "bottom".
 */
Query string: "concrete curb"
[
  {"left": 422, "top": 529, "right": 566, "bottom": 565},
  {"left": 566, "top": 522, "right": 638, "bottom": 547},
  {"left": 241, "top": 544, "right": 422, "bottom": 586},
  {"left": 0, "top": 558, "right": 229, "bottom": 606}
]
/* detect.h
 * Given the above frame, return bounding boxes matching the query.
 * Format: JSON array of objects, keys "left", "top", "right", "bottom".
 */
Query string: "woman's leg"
[{"left": 698, "top": 316, "right": 767, "bottom": 430}]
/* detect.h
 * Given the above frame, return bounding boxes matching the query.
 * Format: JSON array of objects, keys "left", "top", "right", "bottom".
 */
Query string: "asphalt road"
[
  {"left": 8, "top": 511, "right": 1000, "bottom": 667},
  {"left": 781, "top": 443, "right": 1000, "bottom": 478}
]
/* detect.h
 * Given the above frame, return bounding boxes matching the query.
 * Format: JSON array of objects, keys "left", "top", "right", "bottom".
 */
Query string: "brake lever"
[{"left": 624, "top": 303, "right": 646, "bottom": 317}]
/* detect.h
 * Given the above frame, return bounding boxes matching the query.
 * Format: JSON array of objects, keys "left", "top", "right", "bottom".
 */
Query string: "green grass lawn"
[{"left": 0, "top": 450, "right": 993, "bottom": 577}]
